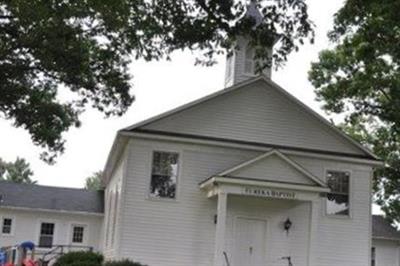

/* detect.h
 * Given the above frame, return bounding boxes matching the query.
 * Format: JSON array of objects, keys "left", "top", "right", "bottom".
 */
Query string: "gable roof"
[
  {"left": 123, "top": 75, "right": 378, "bottom": 160},
  {"left": 373, "top": 215, "right": 400, "bottom": 241},
  {"left": 0, "top": 181, "right": 104, "bottom": 214},
  {"left": 215, "top": 149, "right": 327, "bottom": 187}
]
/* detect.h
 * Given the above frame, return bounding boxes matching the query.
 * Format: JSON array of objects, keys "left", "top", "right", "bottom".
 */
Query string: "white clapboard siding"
[
  {"left": 102, "top": 152, "right": 126, "bottom": 260},
  {"left": 111, "top": 137, "right": 373, "bottom": 266},
  {"left": 373, "top": 239, "right": 400, "bottom": 266},
  {"left": 0, "top": 208, "right": 102, "bottom": 251},
  {"left": 229, "top": 153, "right": 316, "bottom": 185},
  {"left": 118, "top": 139, "right": 258, "bottom": 266},
  {"left": 288, "top": 155, "right": 373, "bottom": 266},
  {"left": 141, "top": 80, "right": 364, "bottom": 156}
]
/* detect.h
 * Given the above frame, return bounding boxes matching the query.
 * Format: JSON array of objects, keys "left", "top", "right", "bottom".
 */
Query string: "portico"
[{"left": 199, "top": 150, "right": 331, "bottom": 266}]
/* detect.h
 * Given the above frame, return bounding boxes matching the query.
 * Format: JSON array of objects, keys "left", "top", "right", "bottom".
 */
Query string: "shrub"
[
  {"left": 104, "top": 259, "right": 147, "bottom": 266},
  {"left": 53, "top": 251, "right": 104, "bottom": 266}
]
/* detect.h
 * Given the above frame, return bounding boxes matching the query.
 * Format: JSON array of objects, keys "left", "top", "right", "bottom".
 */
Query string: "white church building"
[{"left": 1, "top": 3, "right": 400, "bottom": 266}]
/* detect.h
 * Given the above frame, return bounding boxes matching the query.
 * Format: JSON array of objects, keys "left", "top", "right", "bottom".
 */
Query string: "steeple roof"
[{"left": 245, "top": 0, "right": 263, "bottom": 27}]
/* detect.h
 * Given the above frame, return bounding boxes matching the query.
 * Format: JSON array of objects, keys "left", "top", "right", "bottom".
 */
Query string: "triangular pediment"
[
  {"left": 216, "top": 150, "right": 326, "bottom": 187},
  {"left": 125, "top": 76, "right": 376, "bottom": 159}
]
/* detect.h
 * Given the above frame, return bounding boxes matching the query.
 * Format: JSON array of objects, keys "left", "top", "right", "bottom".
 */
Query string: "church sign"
[{"left": 242, "top": 187, "right": 296, "bottom": 200}]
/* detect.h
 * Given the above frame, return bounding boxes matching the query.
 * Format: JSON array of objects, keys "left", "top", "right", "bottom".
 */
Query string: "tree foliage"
[
  {"left": 0, "top": 157, "right": 36, "bottom": 184},
  {"left": 0, "top": 0, "right": 314, "bottom": 162},
  {"left": 53, "top": 251, "right": 103, "bottom": 266},
  {"left": 104, "top": 260, "right": 147, "bottom": 266},
  {"left": 308, "top": 0, "right": 400, "bottom": 222},
  {"left": 84, "top": 170, "right": 103, "bottom": 190}
]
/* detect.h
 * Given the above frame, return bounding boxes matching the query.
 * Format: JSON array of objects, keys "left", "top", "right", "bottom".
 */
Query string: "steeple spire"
[
  {"left": 245, "top": 0, "right": 263, "bottom": 27},
  {"left": 224, "top": 0, "right": 273, "bottom": 87}
]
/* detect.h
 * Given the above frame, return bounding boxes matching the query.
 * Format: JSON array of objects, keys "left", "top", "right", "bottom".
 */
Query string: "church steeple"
[{"left": 224, "top": 1, "right": 273, "bottom": 87}]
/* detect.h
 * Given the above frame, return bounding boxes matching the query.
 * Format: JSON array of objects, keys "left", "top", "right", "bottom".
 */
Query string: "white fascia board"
[
  {"left": 0, "top": 206, "right": 104, "bottom": 217},
  {"left": 120, "top": 131, "right": 382, "bottom": 166},
  {"left": 372, "top": 236, "right": 400, "bottom": 242},
  {"left": 121, "top": 74, "right": 377, "bottom": 159},
  {"left": 216, "top": 149, "right": 327, "bottom": 187},
  {"left": 217, "top": 150, "right": 276, "bottom": 176},
  {"left": 102, "top": 132, "right": 129, "bottom": 186},
  {"left": 262, "top": 77, "right": 378, "bottom": 160},
  {"left": 122, "top": 76, "right": 266, "bottom": 131}
]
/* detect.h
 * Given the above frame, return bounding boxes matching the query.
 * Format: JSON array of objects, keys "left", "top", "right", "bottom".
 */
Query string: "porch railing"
[{"left": 38, "top": 245, "right": 93, "bottom": 265}]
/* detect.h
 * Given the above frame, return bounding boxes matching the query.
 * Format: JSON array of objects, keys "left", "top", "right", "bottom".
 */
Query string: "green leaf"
[{"left": 309, "top": 0, "right": 400, "bottom": 222}]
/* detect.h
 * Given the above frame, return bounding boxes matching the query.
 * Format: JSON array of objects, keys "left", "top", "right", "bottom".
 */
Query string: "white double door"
[{"left": 234, "top": 217, "right": 267, "bottom": 266}]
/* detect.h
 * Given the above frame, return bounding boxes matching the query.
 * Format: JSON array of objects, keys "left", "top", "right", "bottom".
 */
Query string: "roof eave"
[
  {"left": 0, "top": 205, "right": 104, "bottom": 216},
  {"left": 102, "top": 131, "right": 129, "bottom": 186},
  {"left": 215, "top": 149, "right": 328, "bottom": 187},
  {"left": 119, "top": 74, "right": 379, "bottom": 161},
  {"left": 373, "top": 236, "right": 400, "bottom": 242},
  {"left": 260, "top": 77, "right": 379, "bottom": 161},
  {"left": 122, "top": 76, "right": 266, "bottom": 131}
]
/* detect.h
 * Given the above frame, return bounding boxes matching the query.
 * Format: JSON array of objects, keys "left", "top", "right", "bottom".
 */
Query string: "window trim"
[
  {"left": 69, "top": 223, "right": 88, "bottom": 245},
  {"left": 147, "top": 149, "right": 181, "bottom": 202},
  {"left": 1, "top": 216, "right": 15, "bottom": 236},
  {"left": 324, "top": 168, "right": 353, "bottom": 219},
  {"left": 37, "top": 220, "right": 57, "bottom": 249}
]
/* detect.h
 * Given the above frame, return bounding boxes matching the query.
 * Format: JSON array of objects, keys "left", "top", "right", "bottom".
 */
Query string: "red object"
[
  {"left": 4, "top": 263, "right": 14, "bottom": 266},
  {"left": 22, "top": 259, "right": 37, "bottom": 266}
]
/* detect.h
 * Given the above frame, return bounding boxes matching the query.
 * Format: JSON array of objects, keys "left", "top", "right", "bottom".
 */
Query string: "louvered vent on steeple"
[{"left": 224, "top": 1, "right": 274, "bottom": 87}]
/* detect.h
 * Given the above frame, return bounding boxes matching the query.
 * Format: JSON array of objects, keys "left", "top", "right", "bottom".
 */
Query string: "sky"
[{"left": 1, "top": 0, "right": 346, "bottom": 189}]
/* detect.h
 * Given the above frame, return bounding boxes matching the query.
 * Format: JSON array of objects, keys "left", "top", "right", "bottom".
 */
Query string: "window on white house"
[
  {"left": 244, "top": 45, "right": 255, "bottom": 75},
  {"left": 72, "top": 225, "right": 85, "bottom": 244},
  {"left": 150, "top": 151, "right": 179, "bottom": 199},
  {"left": 39, "top": 223, "right": 55, "bottom": 248},
  {"left": 326, "top": 171, "right": 350, "bottom": 216},
  {"left": 371, "top": 247, "right": 376, "bottom": 266},
  {"left": 2, "top": 218, "right": 13, "bottom": 235}
]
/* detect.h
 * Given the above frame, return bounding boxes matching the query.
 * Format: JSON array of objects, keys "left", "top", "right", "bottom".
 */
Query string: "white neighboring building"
[
  {"left": 372, "top": 215, "right": 400, "bottom": 266},
  {"left": 0, "top": 181, "right": 103, "bottom": 257}
]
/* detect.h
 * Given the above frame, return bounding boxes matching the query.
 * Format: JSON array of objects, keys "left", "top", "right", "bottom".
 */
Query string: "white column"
[
  {"left": 308, "top": 199, "right": 320, "bottom": 266},
  {"left": 214, "top": 191, "right": 228, "bottom": 266}
]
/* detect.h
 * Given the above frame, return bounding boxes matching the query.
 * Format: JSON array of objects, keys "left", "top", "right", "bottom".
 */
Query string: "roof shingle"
[
  {"left": 372, "top": 215, "right": 400, "bottom": 241},
  {"left": 0, "top": 180, "right": 104, "bottom": 214}
]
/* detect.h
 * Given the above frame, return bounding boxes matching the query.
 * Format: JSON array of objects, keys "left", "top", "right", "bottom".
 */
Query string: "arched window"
[{"left": 244, "top": 45, "right": 255, "bottom": 75}]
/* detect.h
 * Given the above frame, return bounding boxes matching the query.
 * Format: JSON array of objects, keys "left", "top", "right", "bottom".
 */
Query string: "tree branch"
[
  {"left": 0, "top": 15, "right": 13, "bottom": 20},
  {"left": 377, "top": 87, "right": 391, "bottom": 101}
]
